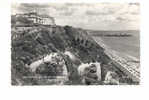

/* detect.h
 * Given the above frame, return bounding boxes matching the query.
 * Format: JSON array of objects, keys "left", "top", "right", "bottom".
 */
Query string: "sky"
[{"left": 11, "top": 3, "right": 140, "bottom": 30}]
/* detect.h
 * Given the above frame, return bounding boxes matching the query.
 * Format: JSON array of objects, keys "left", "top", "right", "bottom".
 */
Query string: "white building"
[
  {"left": 39, "top": 15, "right": 55, "bottom": 25},
  {"left": 15, "top": 12, "right": 55, "bottom": 25}
]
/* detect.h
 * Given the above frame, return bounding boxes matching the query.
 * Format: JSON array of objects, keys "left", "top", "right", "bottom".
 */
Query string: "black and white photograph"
[{"left": 11, "top": 2, "right": 140, "bottom": 85}]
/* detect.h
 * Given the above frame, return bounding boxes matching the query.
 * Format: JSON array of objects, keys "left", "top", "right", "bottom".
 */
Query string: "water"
[{"left": 92, "top": 32, "right": 140, "bottom": 59}]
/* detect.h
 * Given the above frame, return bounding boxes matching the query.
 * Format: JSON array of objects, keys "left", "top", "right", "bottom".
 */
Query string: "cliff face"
[
  {"left": 11, "top": 25, "right": 134, "bottom": 85},
  {"left": 12, "top": 25, "right": 109, "bottom": 63}
]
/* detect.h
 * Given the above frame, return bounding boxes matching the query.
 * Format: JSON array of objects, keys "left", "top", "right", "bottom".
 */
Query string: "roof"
[
  {"left": 15, "top": 12, "right": 54, "bottom": 20},
  {"left": 39, "top": 14, "right": 53, "bottom": 18}
]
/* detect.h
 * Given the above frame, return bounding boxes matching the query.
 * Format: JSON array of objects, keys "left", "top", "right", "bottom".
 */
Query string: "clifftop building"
[{"left": 15, "top": 12, "right": 55, "bottom": 25}]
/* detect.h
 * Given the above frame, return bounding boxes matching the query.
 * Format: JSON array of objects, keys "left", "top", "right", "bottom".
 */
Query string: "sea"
[{"left": 90, "top": 30, "right": 140, "bottom": 60}]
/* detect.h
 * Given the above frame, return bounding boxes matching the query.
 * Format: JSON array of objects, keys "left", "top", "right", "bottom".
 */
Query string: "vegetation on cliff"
[{"left": 11, "top": 25, "right": 135, "bottom": 85}]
